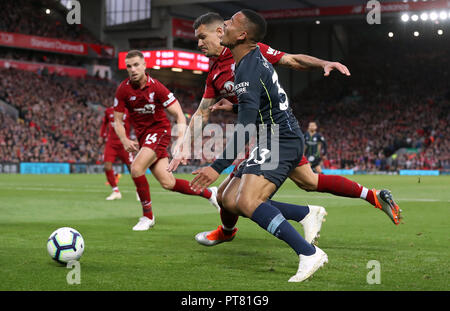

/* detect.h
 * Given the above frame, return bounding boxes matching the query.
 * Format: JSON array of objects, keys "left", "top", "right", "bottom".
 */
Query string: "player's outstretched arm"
[
  {"left": 168, "top": 97, "right": 216, "bottom": 172},
  {"left": 277, "top": 53, "right": 351, "bottom": 76},
  {"left": 114, "top": 111, "right": 139, "bottom": 152},
  {"left": 166, "top": 100, "right": 187, "bottom": 152}
]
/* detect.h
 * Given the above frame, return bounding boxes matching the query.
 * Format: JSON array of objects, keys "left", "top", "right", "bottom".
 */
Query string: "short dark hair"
[
  {"left": 193, "top": 12, "right": 224, "bottom": 30},
  {"left": 240, "top": 9, "right": 267, "bottom": 43},
  {"left": 126, "top": 50, "right": 144, "bottom": 59}
]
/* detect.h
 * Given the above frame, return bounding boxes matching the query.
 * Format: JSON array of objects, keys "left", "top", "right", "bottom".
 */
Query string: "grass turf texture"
[{"left": 0, "top": 174, "right": 448, "bottom": 291}]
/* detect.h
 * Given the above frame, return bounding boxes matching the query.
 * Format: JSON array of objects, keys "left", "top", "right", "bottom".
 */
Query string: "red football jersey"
[
  {"left": 114, "top": 74, "right": 177, "bottom": 139},
  {"left": 202, "top": 43, "right": 285, "bottom": 103},
  {"left": 100, "top": 106, "right": 130, "bottom": 145}
]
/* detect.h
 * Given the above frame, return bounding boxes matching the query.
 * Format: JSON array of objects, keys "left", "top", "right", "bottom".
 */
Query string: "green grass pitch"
[{"left": 0, "top": 174, "right": 448, "bottom": 291}]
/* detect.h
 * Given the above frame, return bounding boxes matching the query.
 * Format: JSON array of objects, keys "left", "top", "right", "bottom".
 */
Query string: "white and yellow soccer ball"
[{"left": 47, "top": 227, "right": 84, "bottom": 264}]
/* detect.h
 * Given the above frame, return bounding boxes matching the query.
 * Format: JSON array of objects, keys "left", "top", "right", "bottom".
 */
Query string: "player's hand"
[
  {"left": 122, "top": 138, "right": 139, "bottom": 153},
  {"left": 168, "top": 143, "right": 189, "bottom": 172},
  {"left": 209, "top": 98, "right": 233, "bottom": 112},
  {"left": 323, "top": 61, "right": 351, "bottom": 77},
  {"left": 190, "top": 166, "right": 219, "bottom": 192}
]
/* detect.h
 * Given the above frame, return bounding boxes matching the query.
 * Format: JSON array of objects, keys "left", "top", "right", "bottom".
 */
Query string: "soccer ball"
[{"left": 47, "top": 227, "right": 84, "bottom": 264}]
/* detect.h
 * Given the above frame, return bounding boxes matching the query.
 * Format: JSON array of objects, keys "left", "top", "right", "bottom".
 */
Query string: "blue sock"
[
  {"left": 268, "top": 200, "right": 309, "bottom": 222},
  {"left": 251, "top": 201, "right": 316, "bottom": 256}
]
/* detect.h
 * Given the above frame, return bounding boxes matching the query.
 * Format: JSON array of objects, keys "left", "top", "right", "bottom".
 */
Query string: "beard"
[{"left": 220, "top": 37, "right": 245, "bottom": 50}]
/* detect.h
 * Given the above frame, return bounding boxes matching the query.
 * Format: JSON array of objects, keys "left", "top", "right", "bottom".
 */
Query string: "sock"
[
  {"left": 268, "top": 200, "right": 309, "bottom": 222},
  {"left": 365, "top": 189, "right": 377, "bottom": 207},
  {"left": 251, "top": 201, "right": 316, "bottom": 256},
  {"left": 172, "top": 178, "right": 212, "bottom": 199},
  {"left": 220, "top": 208, "right": 239, "bottom": 235},
  {"left": 105, "top": 169, "right": 117, "bottom": 188},
  {"left": 112, "top": 187, "right": 119, "bottom": 192},
  {"left": 317, "top": 174, "right": 376, "bottom": 207},
  {"left": 132, "top": 175, "right": 153, "bottom": 219}
]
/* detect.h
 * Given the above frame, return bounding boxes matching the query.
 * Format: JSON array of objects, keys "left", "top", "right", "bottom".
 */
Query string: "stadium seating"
[{"left": 0, "top": 1, "right": 448, "bottom": 171}]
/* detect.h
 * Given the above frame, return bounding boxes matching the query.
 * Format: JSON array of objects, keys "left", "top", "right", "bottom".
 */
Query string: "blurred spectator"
[{"left": 0, "top": 0, "right": 104, "bottom": 44}]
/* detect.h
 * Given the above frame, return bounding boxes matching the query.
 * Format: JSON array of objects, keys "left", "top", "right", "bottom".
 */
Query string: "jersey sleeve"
[
  {"left": 202, "top": 71, "right": 218, "bottom": 99},
  {"left": 113, "top": 83, "right": 127, "bottom": 113},
  {"left": 154, "top": 79, "right": 177, "bottom": 108},
  {"left": 257, "top": 42, "right": 285, "bottom": 65}
]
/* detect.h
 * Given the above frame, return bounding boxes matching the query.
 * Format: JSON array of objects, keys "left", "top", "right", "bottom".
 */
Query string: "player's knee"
[
  {"left": 235, "top": 195, "right": 259, "bottom": 218},
  {"left": 104, "top": 162, "right": 113, "bottom": 171},
  {"left": 221, "top": 190, "right": 237, "bottom": 211},
  {"left": 298, "top": 180, "right": 317, "bottom": 192},
  {"left": 292, "top": 174, "right": 318, "bottom": 192},
  {"left": 216, "top": 187, "right": 224, "bottom": 207},
  {"left": 160, "top": 179, "right": 175, "bottom": 190},
  {"left": 130, "top": 164, "right": 144, "bottom": 178}
]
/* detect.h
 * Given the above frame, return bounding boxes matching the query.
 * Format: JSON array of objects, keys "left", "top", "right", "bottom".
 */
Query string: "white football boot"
[
  {"left": 132, "top": 216, "right": 155, "bottom": 231},
  {"left": 288, "top": 246, "right": 328, "bottom": 282},
  {"left": 106, "top": 191, "right": 122, "bottom": 200},
  {"left": 208, "top": 187, "right": 220, "bottom": 212},
  {"left": 300, "top": 205, "right": 327, "bottom": 245}
]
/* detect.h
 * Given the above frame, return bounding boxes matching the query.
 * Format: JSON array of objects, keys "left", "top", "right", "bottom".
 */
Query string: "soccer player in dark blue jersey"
[
  {"left": 190, "top": 9, "right": 328, "bottom": 282},
  {"left": 304, "top": 121, "right": 327, "bottom": 174}
]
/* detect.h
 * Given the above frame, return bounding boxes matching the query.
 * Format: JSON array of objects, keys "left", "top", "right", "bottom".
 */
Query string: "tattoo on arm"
[{"left": 199, "top": 98, "right": 216, "bottom": 111}]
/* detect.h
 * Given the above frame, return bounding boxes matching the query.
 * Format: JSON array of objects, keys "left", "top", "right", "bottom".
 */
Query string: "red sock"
[
  {"left": 317, "top": 174, "right": 376, "bottom": 207},
  {"left": 105, "top": 169, "right": 117, "bottom": 188},
  {"left": 220, "top": 208, "right": 239, "bottom": 235},
  {"left": 365, "top": 189, "right": 377, "bottom": 207},
  {"left": 132, "top": 175, "right": 153, "bottom": 219},
  {"left": 172, "top": 179, "right": 212, "bottom": 199}
]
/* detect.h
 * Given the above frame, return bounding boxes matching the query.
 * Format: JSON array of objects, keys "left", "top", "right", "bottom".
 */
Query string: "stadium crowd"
[
  {"left": 293, "top": 35, "right": 449, "bottom": 171},
  {"left": 0, "top": 0, "right": 103, "bottom": 44},
  {"left": 0, "top": 68, "right": 116, "bottom": 163},
  {"left": 0, "top": 20, "right": 448, "bottom": 171}
]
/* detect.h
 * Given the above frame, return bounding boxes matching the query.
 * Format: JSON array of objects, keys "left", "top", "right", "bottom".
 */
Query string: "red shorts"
[
  {"left": 297, "top": 155, "right": 309, "bottom": 167},
  {"left": 103, "top": 143, "right": 134, "bottom": 165},
  {"left": 138, "top": 128, "right": 171, "bottom": 159}
]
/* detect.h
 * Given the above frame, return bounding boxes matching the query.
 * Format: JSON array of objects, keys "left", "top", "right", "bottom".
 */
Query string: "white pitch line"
[
  {"left": 0, "top": 186, "right": 174, "bottom": 195},
  {"left": 0, "top": 186, "right": 449, "bottom": 202}
]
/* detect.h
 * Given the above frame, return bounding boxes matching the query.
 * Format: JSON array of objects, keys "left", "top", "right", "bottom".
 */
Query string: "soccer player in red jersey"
[
  {"left": 168, "top": 12, "right": 401, "bottom": 245},
  {"left": 114, "top": 50, "right": 220, "bottom": 231},
  {"left": 99, "top": 106, "right": 134, "bottom": 200}
]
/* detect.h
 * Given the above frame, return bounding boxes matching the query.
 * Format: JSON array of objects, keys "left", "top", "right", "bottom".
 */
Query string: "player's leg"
[
  {"left": 117, "top": 147, "right": 140, "bottom": 201},
  {"left": 195, "top": 176, "right": 241, "bottom": 246},
  {"left": 103, "top": 145, "right": 122, "bottom": 200},
  {"left": 130, "top": 146, "right": 158, "bottom": 231},
  {"left": 236, "top": 173, "right": 327, "bottom": 282},
  {"left": 104, "top": 160, "right": 122, "bottom": 200},
  {"left": 150, "top": 157, "right": 219, "bottom": 210},
  {"left": 218, "top": 173, "right": 241, "bottom": 228},
  {"left": 195, "top": 160, "right": 322, "bottom": 246},
  {"left": 290, "top": 161, "right": 402, "bottom": 225}
]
